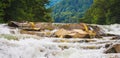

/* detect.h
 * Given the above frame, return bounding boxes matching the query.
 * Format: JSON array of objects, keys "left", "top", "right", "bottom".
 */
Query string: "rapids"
[{"left": 0, "top": 24, "right": 120, "bottom": 58}]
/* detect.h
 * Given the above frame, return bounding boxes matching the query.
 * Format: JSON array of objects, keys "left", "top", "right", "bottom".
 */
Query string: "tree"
[
  {"left": 0, "top": 0, "right": 53, "bottom": 23},
  {"left": 0, "top": 0, "right": 4, "bottom": 22},
  {"left": 52, "top": 0, "right": 93, "bottom": 23},
  {"left": 83, "top": 0, "right": 120, "bottom": 24}
]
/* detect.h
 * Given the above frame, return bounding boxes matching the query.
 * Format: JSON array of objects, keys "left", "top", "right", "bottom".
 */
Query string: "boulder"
[
  {"left": 58, "top": 23, "right": 88, "bottom": 30},
  {"left": 22, "top": 28, "right": 41, "bottom": 31},
  {"left": 72, "top": 29, "right": 88, "bottom": 34},
  {"left": 8, "top": 21, "right": 31, "bottom": 28},
  {"left": 8, "top": 21, "right": 20, "bottom": 27},
  {"left": 35, "top": 23, "right": 54, "bottom": 30},
  {"left": 8, "top": 21, "right": 108, "bottom": 38},
  {"left": 114, "top": 44, "right": 120, "bottom": 53},
  {"left": 20, "top": 30, "right": 37, "bottom": 35},
  {"left": 88, "top": 25, "right": 104, "bottom": 38},
  {"left": 66, "top": 29, "right": 89, "bottom": 38},
  {"left": 66, "top": 32, "right": 88, "bottom": 38},
  {"left": 8, "top": 21, "right": 54, "bottom": 31},
  {"left": 54, "top": 29, "right": 89, "bottom": 38},
  {"left": 20, "top": 30, "right": 53, "bottom": 37},
  {"left": 54, "top": 29, "right": 71, "bottom": 38},
  {"left": 104, "top": 44, "right": 120, "bottom": 53},
  {"left": 111, "top": 35, "right": 120, "bottom": 40}
]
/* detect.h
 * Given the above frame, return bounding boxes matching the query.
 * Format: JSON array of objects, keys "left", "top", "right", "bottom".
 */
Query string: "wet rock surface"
[
  {"left": 104, "top": 43, "right": 120, "bottom": 53},
  {"left": 8, "top": 21, "right": 107, "bottom": 38},
  {"left": 0, "top": 22, "right": 120, "bottom": 58}
]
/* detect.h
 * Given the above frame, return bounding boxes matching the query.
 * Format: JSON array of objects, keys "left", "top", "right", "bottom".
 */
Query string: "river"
[{"left": 0, "top": 24, "right": 120, "bottom": 58}]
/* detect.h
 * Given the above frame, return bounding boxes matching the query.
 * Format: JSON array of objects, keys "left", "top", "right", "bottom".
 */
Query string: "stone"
[
  {"left": 54, "top": 23, "right": 88, "bottom": 30},
  {"left": 20, "top": 30, "right": 37, "bottom": 35},
  {"left": 54, "top": 29, "right": 71, "bottom": 38},
  {"left": 72, "top": 29, "right": 88, "bottom": 34},
  {"left": 67, "top": 29, "right": 89, "bottom": 38},
  {"left": 67, "top": 32, "right": 88, "bottom": 38},
  {"left": 20, "top": 30, "right": 53, "bottom": 37},
  {"left": 114, "top": 44, "right": 120, "bottom": 53},
  {"left": 8, "top": 21, "right": 20, "bottom": 27},
  {"left": 111, "top": 35, "right": 120, "bottom": 40},
  {"left": 104, "top": 44, "right": 120, "bottom": 53},
  {"left": 8, "top": 21, "right": 32, "bottom": 28},
  {"left": 8, "top": 21, "right": 110, "bottom": 38},
  {"left": 35, "top": 23, "right": 54, "bottom": 30},
  {"left": 54, "top": 29, "right": 90, "bottom": 38},
  {"left": 22, "top": 28, "right": 41, "bottom": 31}
]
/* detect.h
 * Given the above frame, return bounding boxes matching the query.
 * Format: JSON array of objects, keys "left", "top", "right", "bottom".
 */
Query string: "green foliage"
[
  {"left": 0, "top": 0, "right": 4, "bottom": 22},
  {"left": 52, "top": 0, "right": 93, "bottom": 23},
  {"left": 83, "top": 0, "right": 120, "bottom": 24},
  {"left": 0, "top": 0, "right": 53, "bottom": 23}
]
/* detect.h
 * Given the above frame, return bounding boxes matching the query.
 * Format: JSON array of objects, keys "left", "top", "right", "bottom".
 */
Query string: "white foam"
[
  {"left": 99, "top": 24, "right": 120, "bottom": 35},
  {"left": 0, "top": 24, "right": 11, "bottom": 34},
  {"left": 0, "top": 24, "right": 120, "bottom": 58}
]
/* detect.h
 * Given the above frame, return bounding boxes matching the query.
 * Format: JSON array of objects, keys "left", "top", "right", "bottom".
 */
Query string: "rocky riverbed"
[{"left": 0, "top": 23, "right": 120, "bottom": 58}]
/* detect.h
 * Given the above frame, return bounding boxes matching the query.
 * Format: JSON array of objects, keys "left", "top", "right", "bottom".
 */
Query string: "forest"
[
  {"left": 82, "top": 0, "right": 120, "bottom": 24},
  {"left": 52, "top": 0, "right": 93, "bottom": 23},
  {"left": 0, "top": 0, "right": 120, "bottom": 24},
  {"left": 0, "top": 0, "right": 53, "bottom": 23}
]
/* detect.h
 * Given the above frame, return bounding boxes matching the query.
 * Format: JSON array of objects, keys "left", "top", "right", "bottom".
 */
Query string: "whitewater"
[{"left": 0, "top": 24, "right": 120, "bottom": 58}]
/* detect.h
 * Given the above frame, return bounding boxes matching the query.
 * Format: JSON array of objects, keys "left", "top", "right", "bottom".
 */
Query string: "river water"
[{"left": 0, "top": 24, "right": 120, "bottom": 58}]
